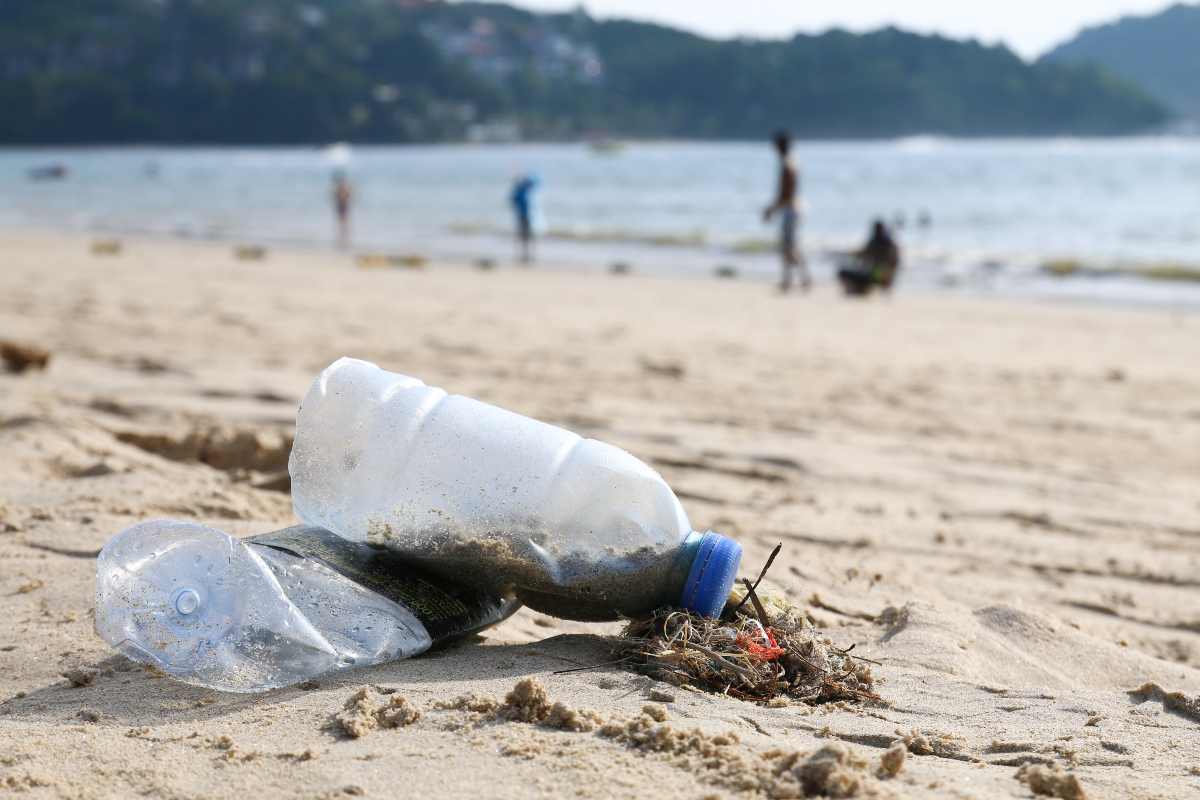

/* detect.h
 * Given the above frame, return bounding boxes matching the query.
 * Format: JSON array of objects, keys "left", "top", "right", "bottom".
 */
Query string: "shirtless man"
[{"left": 762, "top": 130, "right": 811, "bottom": 292}]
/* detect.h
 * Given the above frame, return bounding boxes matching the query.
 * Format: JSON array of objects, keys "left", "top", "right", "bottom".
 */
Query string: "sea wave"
[
  {"left": 448, "top": 223, "right": 707, "bottom": 249},
  {"left": 1039, "top": 259, "right": 1200, "bottom": 284}
]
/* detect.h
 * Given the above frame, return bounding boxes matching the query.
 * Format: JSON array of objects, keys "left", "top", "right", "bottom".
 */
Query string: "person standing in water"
[
  {"left": 763, "top": 131, "right": 811, "bottom": 293},
  {"left": 510, "top": 173, "right": 540, "bottom": 265},
  {"left": 332, "top": 171, "right": 353, "bottom": 249}
]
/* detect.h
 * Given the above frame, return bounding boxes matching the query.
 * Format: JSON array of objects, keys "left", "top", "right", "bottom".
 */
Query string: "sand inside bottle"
[{"left": 364, "top": 517, "right": 688, "bottom": 621}]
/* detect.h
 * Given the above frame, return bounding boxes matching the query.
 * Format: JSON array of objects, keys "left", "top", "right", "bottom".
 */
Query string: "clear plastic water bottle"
[
  {"left": 94, "top": 521, "right": 517, "bottom": 692},
  {"left": 290, "top": 357, "right": 742, "bottom": 621}
]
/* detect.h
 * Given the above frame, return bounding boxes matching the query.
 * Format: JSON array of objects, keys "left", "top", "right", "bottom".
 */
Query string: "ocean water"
[{"left": 2, "top": 138, "right": 1199, "bottom": 306}]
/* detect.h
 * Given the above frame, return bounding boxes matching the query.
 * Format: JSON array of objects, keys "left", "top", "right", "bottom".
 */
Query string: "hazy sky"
[{"left": 509, "top": 1, "right": 1178, "bottom": 58}]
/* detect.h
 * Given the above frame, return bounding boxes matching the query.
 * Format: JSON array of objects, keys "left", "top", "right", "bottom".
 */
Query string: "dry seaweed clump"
[
  {"left": 333, "top": 688, "right": 421, "bottom": 738},
  {"left": 618, "top": 593, "right": 881, "bottom": 704},
  {"left": 1016, "top": 763, "right": 1088, "bottom": 800}
]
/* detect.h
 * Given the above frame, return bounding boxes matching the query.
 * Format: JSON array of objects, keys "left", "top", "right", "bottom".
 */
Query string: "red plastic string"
[{"left": 736, "top": 630, "right": 786, "bottom": 661}]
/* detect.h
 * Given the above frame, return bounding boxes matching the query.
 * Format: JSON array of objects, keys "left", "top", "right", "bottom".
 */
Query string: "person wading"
[{"left": 332, "top": 171, "right": 353, "bottom": 249}]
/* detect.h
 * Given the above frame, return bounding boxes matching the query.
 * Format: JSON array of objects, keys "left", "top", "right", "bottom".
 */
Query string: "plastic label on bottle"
[{"left": 250, "top": 526, "right": 519, "bottom": 643}]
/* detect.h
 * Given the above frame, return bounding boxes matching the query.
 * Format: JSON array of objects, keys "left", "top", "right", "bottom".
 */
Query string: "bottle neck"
[
  {"left": 675, "top": 530, "right": 743, "bottom": 618},
  {"left": 666, "top": 531, "right": 707, "bottom": 602}
]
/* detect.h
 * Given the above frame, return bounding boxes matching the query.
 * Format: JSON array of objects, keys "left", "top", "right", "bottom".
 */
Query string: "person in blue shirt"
[{"left": 510, "top": 174, "right": 541, "bottom": 264}]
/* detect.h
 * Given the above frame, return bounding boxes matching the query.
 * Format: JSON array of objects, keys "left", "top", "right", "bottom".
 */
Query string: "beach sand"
[{"left": 1, "top": 230, "right": 1197, "bottom": 798}]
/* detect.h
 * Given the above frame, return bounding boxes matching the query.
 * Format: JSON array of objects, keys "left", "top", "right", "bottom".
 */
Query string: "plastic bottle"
[
  {"left": 289, "top": 357, "right": 742, "bottom": 621},
  {"left": 94, "top": 521, "right": 518, "bottom": 692}
]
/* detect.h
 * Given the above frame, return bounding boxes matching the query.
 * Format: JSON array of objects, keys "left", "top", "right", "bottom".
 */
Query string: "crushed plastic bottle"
[
  {"left": 94, "top": 520, "right": 517, "bottom": 692},
  {"left": 290, "top": 357, "right": 742, "bottom": 621}
]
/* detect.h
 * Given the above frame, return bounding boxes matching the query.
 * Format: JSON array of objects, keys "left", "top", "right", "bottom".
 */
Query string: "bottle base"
[{"left": 95, "top": 519, "right": 339, "bottom": 692}]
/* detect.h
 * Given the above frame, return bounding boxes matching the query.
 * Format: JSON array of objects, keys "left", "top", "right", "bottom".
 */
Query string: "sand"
[{"left": 0, "top": 229, "right": 1197, "bottom": 798}]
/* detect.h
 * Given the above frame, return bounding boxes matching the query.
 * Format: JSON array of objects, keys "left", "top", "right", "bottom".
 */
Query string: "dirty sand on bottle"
[{"left": 0, "top": 230, "right": 1197, "bottom": 798}]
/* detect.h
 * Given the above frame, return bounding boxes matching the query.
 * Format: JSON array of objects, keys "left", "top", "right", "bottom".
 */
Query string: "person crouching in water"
[
  {"left": 510, "top": 173, "right": 541, "bottom": 265},
  {"left": 763, "top": 130, "right": 811, "bottom": 293},
  {"left": 838, "top": 219, "right": 900, "bottom": 297}
]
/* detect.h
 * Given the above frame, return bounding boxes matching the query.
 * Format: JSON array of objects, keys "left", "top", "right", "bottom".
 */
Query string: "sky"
[{"left": 508, "top": 0, "right": 1180, "bottom": 58}]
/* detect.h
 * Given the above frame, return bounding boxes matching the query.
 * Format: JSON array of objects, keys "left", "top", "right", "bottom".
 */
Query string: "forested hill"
[
  {"left": 0, "top": 0, "right": 1170, "bottom": 144},
  {"left": 1042, "top": 2, "right": 1200, "bottom": 122}
]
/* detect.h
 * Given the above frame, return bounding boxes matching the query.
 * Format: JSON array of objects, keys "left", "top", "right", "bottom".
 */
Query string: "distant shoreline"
[
  {"left": 2, "top": 133, "right": 1197, "bottom": 150},
  {"left": 4, "top": 224, "right": 1197, "bottom": 316},
  {"left": 4, "top": 140, "right": 1198, "bottom": 312}
]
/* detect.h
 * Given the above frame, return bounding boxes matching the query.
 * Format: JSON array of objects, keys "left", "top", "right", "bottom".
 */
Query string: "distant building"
[
  {"left": 420, "top": 17, "right": 605, "bottom": 85},
  {"left": 466, "top": 120, "right": 522, "bottom": 143}
]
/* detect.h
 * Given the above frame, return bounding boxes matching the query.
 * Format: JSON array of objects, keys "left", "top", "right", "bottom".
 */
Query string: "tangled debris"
[{"left": 617, "top": 547, "right": 882, "bottom": 705}]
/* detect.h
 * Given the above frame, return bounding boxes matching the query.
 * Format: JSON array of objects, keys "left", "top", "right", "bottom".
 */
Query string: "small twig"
[
  {"left": 787, "top": 651, "right": 830, "bottom": 675},
  {"left": 741, "top": 578, "right": 773, "bottom": 630},
  {"left": 730, "top": 542, "right": 783, "bottom": 616},
  {"left": 808, "top": 594, "right": 879, "bottom": 623},
  {"left": 741, "top": 715, "right": 772, "bottom": 736},
  {"left": 831, "top": 644, "right": 883, "bottom": 666},
  {"left": 551, "top": 656, "right": 635, "bottom": 675},
  {"left": 689, "top": 642, "right": 759, "bottom": 680},
  {"left": 847, "top": 654, "right": 883, "bottom": 666},
  {"left": 25, "top": 543, "right": 101, "bottom": 559}
]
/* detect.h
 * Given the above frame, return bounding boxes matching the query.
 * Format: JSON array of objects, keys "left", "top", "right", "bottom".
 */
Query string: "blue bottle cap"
[{"left": 679, "top": 531, "right": 742, "bottom": 618}]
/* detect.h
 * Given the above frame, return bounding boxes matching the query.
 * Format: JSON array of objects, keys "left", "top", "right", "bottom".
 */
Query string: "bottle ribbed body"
[{"left": 289, "top": 358, "right": 695, "bottom": 619}]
